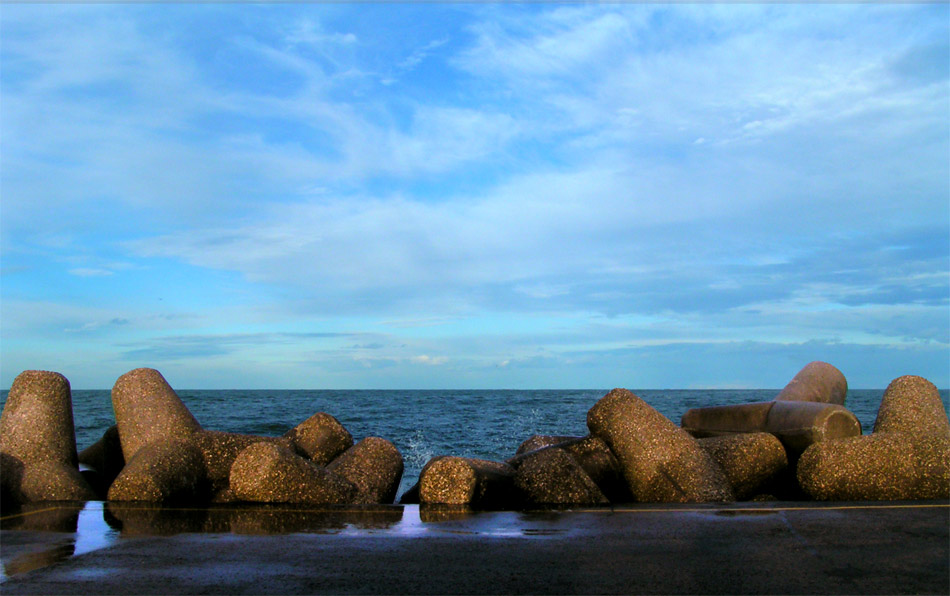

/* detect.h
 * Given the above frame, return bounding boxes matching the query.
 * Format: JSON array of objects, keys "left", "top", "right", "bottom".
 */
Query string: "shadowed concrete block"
[
  {"left": 112, "top": 368, "right": 202, "bottom": 461},
  {"left": 681, "top": 402, "right": 775, "bottom": 437},
  {"left": 514, "top": 435, "right": 582, "bottom": 456},
  {"left": 682, "top": 401, "right": 861, "bottom": 457},
  {"left": 509, "top": 435, "right": 631, "bottom": 503},
  {"left": 397, "top": 482, "right": 420, "bottom": 505},
  {"left": 874, "top": 375, "right": 950, "bottom": 437},
  {"left": 514, "top": 447, "right": 608, "bottom": 506},
  {"left": 797, "top": 433, "right": 950, "bottom": 500},
  {"left": 588, "top": 388, "right": 733, "bottom": 503},
  {"left": 698, "top": 433, "right": 788, "bottom": 500},
  {"left": 284, "top": 412, "right": 354, "bottom": 466},
  {"left": 230, "top": 442, "right": 357, "bottom": 505},
  {"left": 774, "top": 361, "right": 848, "bottom": 405},
  {"left": 764, "top": 401, "right": 862, "bottom": 455},
  {"left": 681, "top": 362, "right": 856, "bottom": 456},
  {"left": 0, "top": 371, "right": 95, "bottom": 504},
  {"left": 190, "top": 431, "right": 294, "bottom": 498},
  {"left": 78, "top": 425, "right": 125, "bottom": 499},
  {"left": 327, "top": 437, "right": 404, "bottom": 504},
  {"left": 108, "top": 437, "right": 206, "bottom": 503},
  {"left": 419, "top": 456, "right": 518, "bottom": 508}
]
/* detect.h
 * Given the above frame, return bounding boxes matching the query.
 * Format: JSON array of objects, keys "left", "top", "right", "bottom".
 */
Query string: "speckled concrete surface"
[
  {"left": 514, "top": 447, "right": 608, "bottom": 505},
  {"left": 327, "top": 437, "right": 404, "bottom": 504},
  {"left": 284, "top": 412, "right": 353, "bottom": 466},
  {"left": 1, "top": 501, "right": 947, "bottom": 594},
  {"left": 774, "top": 361, "right": 849, "bottom": 404},
  {"left": 588, "top": 388, "right": 734, "bottom": 502},
  {"left": 419, "top": 456, "right": 517, "bottom": 506},
  {"left": 111, "top": 368, "right": 202, "bottom": 461},
  {"left": 230, "top": 442, "right": 358, "bottom": 505},
  {"left": 875, "top": 375, "right": 950, "bottom": 436},
  {"left": 0, "top": 371, "right": 95, "bottom": 503},
  {"left": 699, "top": 432, "right": 788, "bottom": 500}
]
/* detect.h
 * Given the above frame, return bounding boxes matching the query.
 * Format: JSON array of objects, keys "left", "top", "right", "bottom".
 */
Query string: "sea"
[{"left": 2, "top": 388, "right": 948, "bottom": 498}]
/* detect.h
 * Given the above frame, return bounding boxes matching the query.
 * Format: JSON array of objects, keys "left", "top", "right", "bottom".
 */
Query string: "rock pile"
[{"left": 2, "top": 368, "right": 403, "bottom": 508}]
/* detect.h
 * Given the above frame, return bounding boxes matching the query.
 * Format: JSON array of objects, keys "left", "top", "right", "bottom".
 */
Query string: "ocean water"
[{"left": 2, "top": 388, "right": 948, "bottom": 498}]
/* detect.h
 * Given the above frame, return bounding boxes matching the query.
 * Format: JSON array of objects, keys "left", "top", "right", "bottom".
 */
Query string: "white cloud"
[
  {"left": 68, "top": 268, "right": 113, "bottom": 277},
  {"left": 411, "top": 355, "right": 448, "bottom": 366}
]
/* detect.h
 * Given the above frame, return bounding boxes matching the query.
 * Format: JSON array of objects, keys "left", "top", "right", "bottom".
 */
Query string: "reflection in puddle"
[
  {"left": 3, "top": 543, "right": 75, "bottom": 577},
  {"left": 1, "top": 501, "right": 579, "bottom": 579},
  {"left": 1, "top": 501, "right": 118, "bottom": 581},
  {"left": 104, "top": 503, "right": 406, "bottom": 536}
]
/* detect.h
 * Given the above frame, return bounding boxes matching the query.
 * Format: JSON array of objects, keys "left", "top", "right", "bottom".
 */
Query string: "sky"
[{"left": 1, "top": 3, "right": 948, "bottom": 390}]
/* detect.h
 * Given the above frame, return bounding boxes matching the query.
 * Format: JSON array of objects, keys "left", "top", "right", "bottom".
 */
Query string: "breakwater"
[{"left": 1, "top": 363, "right": 948, "bottom": 510}]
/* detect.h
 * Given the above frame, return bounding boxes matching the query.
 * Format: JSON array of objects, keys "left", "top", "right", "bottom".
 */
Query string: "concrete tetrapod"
[
  {"left": 108, "top": 437, "right": 206, "bottom": 503},
  {"left": 419, "top": 456, "right": 518, "bottom": 508},
  {"left": 873, "top": 375, "right": 950, "bottom": 436},
  {"left": 797, "top": 375, "right": 950, "bottom": 500},
  {"left": 111, "top": 368, "right": 202, "bottom": 462},
  {"left": 680, "top": 362, "right": 860, "bottom": 457},
  {"left": 229, "top": 442, "right": 358, "bottom": 505},
  {"left": 190, "top": 431, "right": 296, "bottom": 502},
  {"left": 698, "top": 433, "right": 788, "bottom": 500},
  {"left": 0, "top": 371, "right": 95, "bottom": 505},
  {"left": 774, "top": 361, "right": 848, "bottom": 405},
  {"left": 508, "top": 435, "right": 631, "bottom": 503},
  {"left": 514, "top": 447, "right": 609, "bottom": 506},
  {"left": 284, "top": 412, "right": 354, "bottom": 466},
  {"left": 326, "top": 437, "right": 404, "bottom": 504},
  {"left": 588, "top": 388, "right": 734, "bottom": 503}
]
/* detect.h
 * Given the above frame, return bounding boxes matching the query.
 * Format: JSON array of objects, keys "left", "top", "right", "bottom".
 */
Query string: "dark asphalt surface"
[{"left": 1, "top": 501, "right": 948, "bottom": 594}]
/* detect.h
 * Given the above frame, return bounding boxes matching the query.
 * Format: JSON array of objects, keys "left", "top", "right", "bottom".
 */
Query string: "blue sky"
[{"left": 1, "top": 3, "right": 948, "bottom": 389}]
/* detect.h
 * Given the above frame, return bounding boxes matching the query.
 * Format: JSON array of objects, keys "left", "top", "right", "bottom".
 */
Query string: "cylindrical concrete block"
[
  {"left": 112, "top": 368, "right": 202, "bottom": 461},
  {"left": 18, "top": 461, "right": 96, "bottom": 502},
  {"left": 874, "top": 375, "right": 950, "bottom": 437},
  {"left": 190, "top": 431, "right": 295, "bottom": 497},
  {"left": 681, "top": 402, "right": 775, "bottom": 438},
  {"left": 508, "top": 435, "right": 631, "bottom": 503},
  {"left": 774, "top": 361, "right": 848, "bottom": 405},
  {"left": 327, "top": 437, "right": 404, "bottom": 504},
  {"left": 229, "top": 442, "right": 357, "bottom": 505},
  {"left": 514, "top": 435, "right": 582, "bottom": 457},
  {"left": 698, "top": 433, "right": 788, "bottom": 500},
  {"left": 764, "top": 401, "right": 862, "bottom": 455},
  {"left": 514, "top": 447, "right": 608, "bottom": 506},
  {"left": 418, "top": 456, "right": 518, "bottom": 507},
  {"left": 1, "top": 371, "right": 95, "bottom": 504},
  {"left": 797, "top": 433, "right": 950, "bottom": 500},
  {"left": 1, "top": 370, "right": 80, "bottom": 466},
  {"left": 107, "top": 437, "right": 207, "bottom": 503},
  {"left": 284, "top": 412, "right": 353, "bottom": 465},
  {"left": 588, "top": 389, "right": 734, "bottom": 503}
]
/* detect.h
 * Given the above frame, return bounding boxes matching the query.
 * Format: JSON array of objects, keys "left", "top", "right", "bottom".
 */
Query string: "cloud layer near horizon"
[{"left": 2, "top": 4, "right": 947, "bottom": 389}]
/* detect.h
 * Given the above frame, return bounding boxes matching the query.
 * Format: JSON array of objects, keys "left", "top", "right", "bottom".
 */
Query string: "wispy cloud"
[{"left": 2, "top": 3, "right": 946, "bottom": 388}]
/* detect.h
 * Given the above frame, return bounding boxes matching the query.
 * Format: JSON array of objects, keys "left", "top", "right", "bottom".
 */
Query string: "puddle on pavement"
[
  {"left": 1, "top": 501, "right": 120, "bottom": 581},
  {"left": 1, "top": 501, "right": 581, "bottom": 579}
]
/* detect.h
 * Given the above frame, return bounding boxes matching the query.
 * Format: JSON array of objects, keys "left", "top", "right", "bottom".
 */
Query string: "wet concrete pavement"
[{"left": 1, "top": 501, "right": 948, "bottom": 594}]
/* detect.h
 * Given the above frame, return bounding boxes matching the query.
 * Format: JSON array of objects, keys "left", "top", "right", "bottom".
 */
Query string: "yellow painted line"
[{"left": 3, "top": 501, "right": 946, "bottom": 522}]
